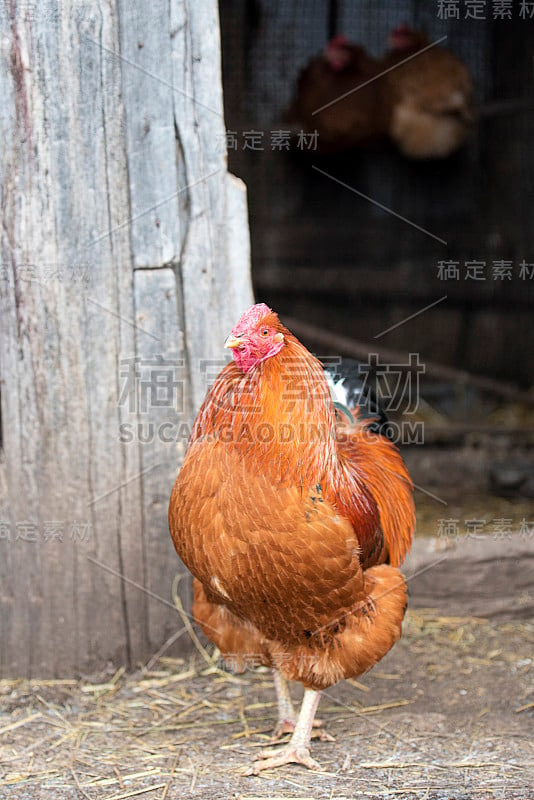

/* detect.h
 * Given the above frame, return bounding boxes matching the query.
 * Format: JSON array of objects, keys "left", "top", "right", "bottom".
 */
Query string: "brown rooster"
[{"left": 168, "top": 304, "right": 415, "bottom": 773}]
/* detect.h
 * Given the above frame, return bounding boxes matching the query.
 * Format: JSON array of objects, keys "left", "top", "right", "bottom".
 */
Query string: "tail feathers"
[{"left": 347, "top": 419, "right": 415, "bottom": 566}]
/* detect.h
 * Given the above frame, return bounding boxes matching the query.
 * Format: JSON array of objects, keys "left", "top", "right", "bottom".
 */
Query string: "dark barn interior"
[
  {"left": 220, "top": 0, "right": 534, "bottom": 387},
  {"left": 218, "top": 0, "right": 534, "bottom": 587}
]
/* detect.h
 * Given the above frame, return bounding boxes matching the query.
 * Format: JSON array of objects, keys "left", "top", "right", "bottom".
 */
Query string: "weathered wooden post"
[{"left": 0, "top": 0, "right": 252, "bottom": 676}]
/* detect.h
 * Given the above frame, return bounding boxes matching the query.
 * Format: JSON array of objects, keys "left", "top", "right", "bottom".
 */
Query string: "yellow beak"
[{"left": 224, "top": 334, "right": 243, "bottom": 349}]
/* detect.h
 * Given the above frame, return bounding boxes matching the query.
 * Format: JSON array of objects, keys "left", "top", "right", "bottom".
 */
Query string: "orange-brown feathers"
[
  {"left": 191, "top": 319, "right": 339, "bottom": 490},
  {"left": 336, "top": 416, "right": 415, "bottom": 567},
  {"left": 169, "top": 306, "right": 415, "bottom": 689}
]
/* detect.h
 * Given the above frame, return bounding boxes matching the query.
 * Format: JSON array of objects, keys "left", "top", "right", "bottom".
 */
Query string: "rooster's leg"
[
  {"left": 246, "top": 688, "right": 323, "bottom": 774},
  {"left": 271, "top": 670, "right": 296, "bottom": 738},
  {"left": 271, "top": 671, "right": 333, "bottom": 743}
]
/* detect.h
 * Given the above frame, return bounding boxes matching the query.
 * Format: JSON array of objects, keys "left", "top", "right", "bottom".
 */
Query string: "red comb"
[{"left": 232, "top": 303, "right": 272, "bottom": 334}]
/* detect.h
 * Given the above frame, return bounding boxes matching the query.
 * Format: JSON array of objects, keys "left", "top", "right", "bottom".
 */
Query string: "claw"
[
  {"left": 247, "top": 687, "right": 325, "bottom": 775},
  {"left": 244, "top": 745, "right": 322, "bottom": 775}
]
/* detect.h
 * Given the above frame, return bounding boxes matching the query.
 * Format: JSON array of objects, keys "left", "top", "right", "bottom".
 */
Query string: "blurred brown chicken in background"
[
  {"left": 285, "top": 34, "right": 390, "bottom": 153},
  {"left": 383, "top": 23, "right": 475, "bottom": 158},
  {"left": 286, "top": 25, "right": 474, "bottom": 159}
]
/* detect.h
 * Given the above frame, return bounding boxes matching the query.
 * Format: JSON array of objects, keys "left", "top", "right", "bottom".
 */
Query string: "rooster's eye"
[{"left": 260, "top": 328, "right": 269, "bottom": 337}]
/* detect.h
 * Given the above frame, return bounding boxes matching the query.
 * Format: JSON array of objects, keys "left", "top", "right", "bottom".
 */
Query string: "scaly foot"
[{"left": 244, "top": 745, "right": 322, "bottom": 775}]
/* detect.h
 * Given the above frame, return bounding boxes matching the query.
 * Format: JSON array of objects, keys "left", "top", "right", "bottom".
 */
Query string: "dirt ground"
[
  {"left": 2, "top": 479, "right": 533, "bottom": 800},
  {"left": 1, "top": 607, "right": 533, "bottom": 800}
]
